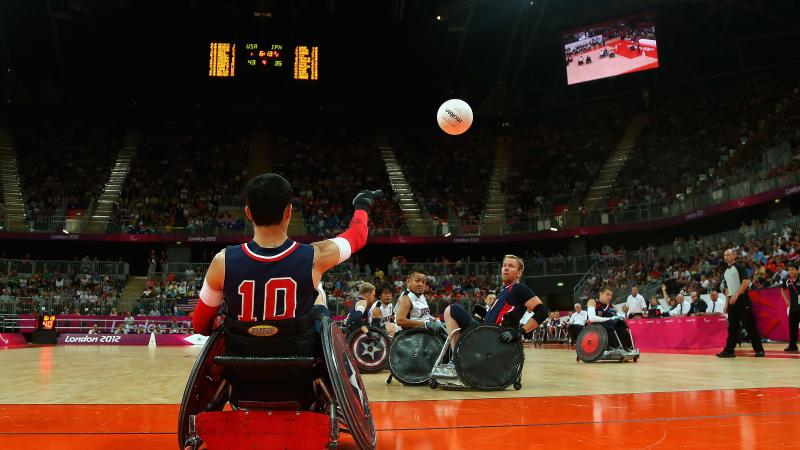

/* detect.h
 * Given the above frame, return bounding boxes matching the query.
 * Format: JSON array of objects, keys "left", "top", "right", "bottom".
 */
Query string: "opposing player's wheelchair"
[
  {"left": 345, "top": 326, "right": 391, "bottom": 374},
  {"left": 429, "top": 325, "right": 524, "bottom": 391},
  {"left": 385, "top": 328, "right": 445, "bottom": 386},
  {"left": 575, "top": 323, "right": 640, "bottom": 363},
  {"left": 178, "top": 316, "right": 376, "bottom": 450}
]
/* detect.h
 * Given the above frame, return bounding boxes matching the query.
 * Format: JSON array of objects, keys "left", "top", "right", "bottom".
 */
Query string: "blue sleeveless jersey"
[
  {"left": 484, "top": 283, "right": 534, "bottom": 326},
  {"left": 596, "top": 302, "right": 615, "bottom": 318},
  {"left": 223, "top": 239, "right": 316, "bottom": 322}
]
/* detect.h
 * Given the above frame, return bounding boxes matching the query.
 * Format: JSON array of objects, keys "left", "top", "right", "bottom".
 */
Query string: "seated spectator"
[
  {"left": 567, "top": 303, "right": 588, "bottom": 343},
  {"left": 702, "top": 289, "right": 727, "bottom": 315},
  {"left": 625, "top": 286, "right": 647, "bottom": 318}
]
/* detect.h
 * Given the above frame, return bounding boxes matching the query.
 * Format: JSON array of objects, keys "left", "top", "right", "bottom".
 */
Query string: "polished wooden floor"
[{"left": 1, "top": 343, "right": 799, "bottom": 449}]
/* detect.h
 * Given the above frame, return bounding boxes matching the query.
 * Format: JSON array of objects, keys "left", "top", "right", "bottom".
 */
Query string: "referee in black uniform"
[
  {"left": 717, "top": 249, "right": 765, "bottom": 358},
  {"left": 781, "top": 262, "right": 800, "bottom": 353}
]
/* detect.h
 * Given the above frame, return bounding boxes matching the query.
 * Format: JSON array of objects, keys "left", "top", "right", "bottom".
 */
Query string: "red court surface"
[{"left": 2, "top": 387, "right": 799, "bottom": 449}]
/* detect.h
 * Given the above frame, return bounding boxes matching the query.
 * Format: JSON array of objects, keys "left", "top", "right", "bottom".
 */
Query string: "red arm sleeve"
[{"left": 192, "top": 301, "right": 218, "bottom": 336}]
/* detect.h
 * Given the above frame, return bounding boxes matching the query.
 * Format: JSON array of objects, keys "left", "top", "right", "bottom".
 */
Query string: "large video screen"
[{"left": 563, "top": 13, "right": 658, "bottom": 85}]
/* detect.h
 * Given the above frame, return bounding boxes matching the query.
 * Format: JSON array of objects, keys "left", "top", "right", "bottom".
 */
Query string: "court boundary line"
[
  {"left": 2, "top": 410, "right": 799, "bottom": 436},
  {"left": 376, "top": 410, "right": 800, "bottom": 432},
  {"left": 1, "top": 386, "right": 798, "bottom": 406}
]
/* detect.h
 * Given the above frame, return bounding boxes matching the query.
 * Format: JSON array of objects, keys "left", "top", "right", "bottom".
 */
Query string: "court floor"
[{"left": 1, "top": 343, "right": 799, "bottom": 449}]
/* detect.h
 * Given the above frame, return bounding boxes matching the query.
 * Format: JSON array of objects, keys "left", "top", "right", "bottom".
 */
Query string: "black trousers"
[
  {"left": 568, "top": 324, "right": 584, "bottom": 342},
  {"left": 789, "top": 309, "right": 800, "bottom": 348},
  {"left": 723, "top": 297, "right": 764, "bottom": 353},
  {"left": 600, "top": 320, "right": 632, "bottom": 350}
]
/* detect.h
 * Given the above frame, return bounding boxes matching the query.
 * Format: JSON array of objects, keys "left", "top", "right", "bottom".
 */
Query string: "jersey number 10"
[{"left": 237, "top": 278, "right": 298, "bottom": 321}]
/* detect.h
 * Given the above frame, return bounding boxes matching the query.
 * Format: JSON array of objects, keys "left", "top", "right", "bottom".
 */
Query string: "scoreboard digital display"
[
  {"left": 209, "top": 42, "right": 236, "bottom": 77},
  {"left": 209, "top": 41, "right": 319, "bottom": 81}
]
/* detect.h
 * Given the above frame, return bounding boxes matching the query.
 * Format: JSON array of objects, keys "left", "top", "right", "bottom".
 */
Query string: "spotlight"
[
  {"left": 550, "top": 227, "right": 558, "bottom": 232},
  {"left": 436, "top": 15, "right": 442, "bottom": 21},
  {"left": 444, "top": 232, "right": 452, "bottom": 237},
  {"left": 62, "top": 229, "right": 70, "bottom": 235}
]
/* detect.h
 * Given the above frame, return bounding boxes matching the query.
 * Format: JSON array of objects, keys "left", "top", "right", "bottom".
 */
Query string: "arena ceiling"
[{"left": 1, "top": 0, "right": 798, "bottom": 114}]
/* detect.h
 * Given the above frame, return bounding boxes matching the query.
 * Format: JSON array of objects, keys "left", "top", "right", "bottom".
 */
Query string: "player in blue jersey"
[
  {"left": 191, "top": 173, "right": 381, "bottom": 351},
  {"left": 345, "top": 282, "right": 379, "bottom": 335},
  {"left": 443, "top": 255, "right": 548, "bottom": 348},
  {"left": 587, "top": 286, "right": 633, "bottom": 350}
]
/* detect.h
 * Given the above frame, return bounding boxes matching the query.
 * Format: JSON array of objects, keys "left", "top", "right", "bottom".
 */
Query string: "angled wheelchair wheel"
[
  {"left": 178, "top": 327, "right": 227, "bottom": 449},
  {"left": 322, "top": 317, "right": 377, "bottom": 450},
  {"left": 576, "top": 325, "right": 608, "bottom": 363},
  {"left": 347, "top": 326, "right": 391, "bottom": 373},
  {"left": 387, "top": 328, "right": 445, "bottom": 386},
  {"left": 453, "top": 325, "right": 525, "bottom": 391}
]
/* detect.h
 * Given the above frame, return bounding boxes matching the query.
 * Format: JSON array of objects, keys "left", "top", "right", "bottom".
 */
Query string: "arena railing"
[
  {"left": 105, "top": 219, "right": 248, "bottom": 236},
  {"left": 508, "top": 169, "right": 800, "bottom": 233},
  {"left": 0, "top": 296, "right": 122, "bottom": 316},
  {"left": 652, "top": 214, "right": 800, "bottom": 259},
  {"left": 163, "top": 262, "right": 210, "bottom": 278},
  {"left": 0, "top": 258, "right": 129, "bottom": 279},
  {"left": 5, "top": 314, "right": 193, "bottom": 334}
]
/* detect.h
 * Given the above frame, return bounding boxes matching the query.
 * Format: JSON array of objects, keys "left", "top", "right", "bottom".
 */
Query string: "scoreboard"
[{"left": 209, "top": 41, "right": 319, "bottom": 81}]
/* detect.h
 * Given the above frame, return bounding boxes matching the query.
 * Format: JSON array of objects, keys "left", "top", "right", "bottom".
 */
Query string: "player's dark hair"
[
  {"left": 246, "top": 173, "right": 293, "bottom": 226},
  {"left": 600, "top": 286, "right": 613, "bottom": 294},
  {"left": 380, "top": 284, "right": 394, "bottom": 294},
  {"left": 407, "top": 265, "right": 426, "bottom": 278}
]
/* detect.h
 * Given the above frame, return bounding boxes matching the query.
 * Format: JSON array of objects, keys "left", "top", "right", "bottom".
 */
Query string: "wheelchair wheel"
[
  {"left": 321, "top": 317, "right": 377, "bottom": 450},
  {"left": 576, "top": 325, "right": 608, "bottom": 363},
  {"left": 347, "top": 326, "right": 391, "bottom": 373},
  {"left": 387, "top": 328, "right": 445, "bottom": 386},
  {"left": 178, "top": 327, "right": 227, "bottom": 449},
  {"left": 453, "top": 325, "right": 525, "bottom": 391}
]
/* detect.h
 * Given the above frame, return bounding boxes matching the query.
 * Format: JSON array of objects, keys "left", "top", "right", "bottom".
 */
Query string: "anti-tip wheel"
[
  {"left": 429, "top": 380, "right": 438, "bottom": 389},
  {"left": 513, "top": 382, "right": 522, "bottom": 391}
]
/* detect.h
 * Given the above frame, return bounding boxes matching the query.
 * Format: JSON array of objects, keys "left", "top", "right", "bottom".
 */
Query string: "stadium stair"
[
  {"left": 119, "top": 276, "right": 149, "bottom": 314},
  {"left": 86, "top": 131, "right": 140, "bottom": 233},
  {"left": 578, "top": 112, "right": 650, "bottom": 221},
  {"left": 0, "top": 127, "right": 28, "bottom": 232},
  {"left": 377, "top": 141, "right": 434, "bottom": 236},
  {"left": 480, "top": 137, "right": 511, "bottom": 235}
]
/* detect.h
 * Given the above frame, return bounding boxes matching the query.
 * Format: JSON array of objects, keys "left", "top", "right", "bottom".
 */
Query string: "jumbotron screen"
[
  {"left": 562, "top": 13, "right": 658, "bottom": 85},
  {"left": 208, "top": 41, "right": 319, "bottom": 81}
]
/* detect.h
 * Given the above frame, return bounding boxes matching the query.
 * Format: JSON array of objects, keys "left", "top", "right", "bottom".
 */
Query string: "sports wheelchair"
[
  {"left": 385, "top": 327, "right": 445, "bottom": 386},
  {"left": 575, "top": 323, "right": 640, "bottom": 363},
  {"left": 429, "top": 324, "right": 524, "bottom": 391},
  {"left": 343, "top": 325, "right": 391, "bottom": 374},
  {"left": 178, "top": 315, "right": 376, "bottom": 450}
]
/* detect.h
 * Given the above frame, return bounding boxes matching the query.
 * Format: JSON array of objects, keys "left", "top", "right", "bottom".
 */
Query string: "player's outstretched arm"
[
  {"left": 192, "top": 250, "right": 226, "bottom": 335},
  {"left": 312, "top": 190, "right": 382, "bottom": 276}
]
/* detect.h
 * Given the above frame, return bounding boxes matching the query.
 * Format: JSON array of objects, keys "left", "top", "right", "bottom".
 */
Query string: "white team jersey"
[
  {"left": 369, "top": 301, "right": 395, "bottom": 324},
  {"left": 394, "top": 290, "right": 432, "bottom": 330}
]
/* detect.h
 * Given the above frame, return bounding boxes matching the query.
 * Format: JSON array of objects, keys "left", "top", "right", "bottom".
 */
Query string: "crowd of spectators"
[
  {"left": 0, "top": 258, "right": 125, "bottom": 315},
  {"left": 608, "top": 73, "right": 800, "bottom": 212},
  {"left": 505, "top": 105, "right": 628, "bottom": 230},
  {"left": 110, "top": 122, "right": 249, "bottom": 234},
  {"left": 273, "top": 127, "right": 405, "bottom": 235},
  {"left": 390, "top": 127, "right": 493, "bottom": 222},
  {"left": 14, "top": 120, "right": 121, "bottom": 222},
  {"left": 577, "top": 217, "right": 800, "bottom": 307}
]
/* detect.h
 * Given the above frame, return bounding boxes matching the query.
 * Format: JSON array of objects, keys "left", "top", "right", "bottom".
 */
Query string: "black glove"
[
  {"left": 352, "top": 190, "right": 383, "bottom": 211},
  {"left": 500, "top": 327, "right": 521, "bottom": 343},
  {"left": 312, "top": 304, "right": 331, "bottom": 333}
]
